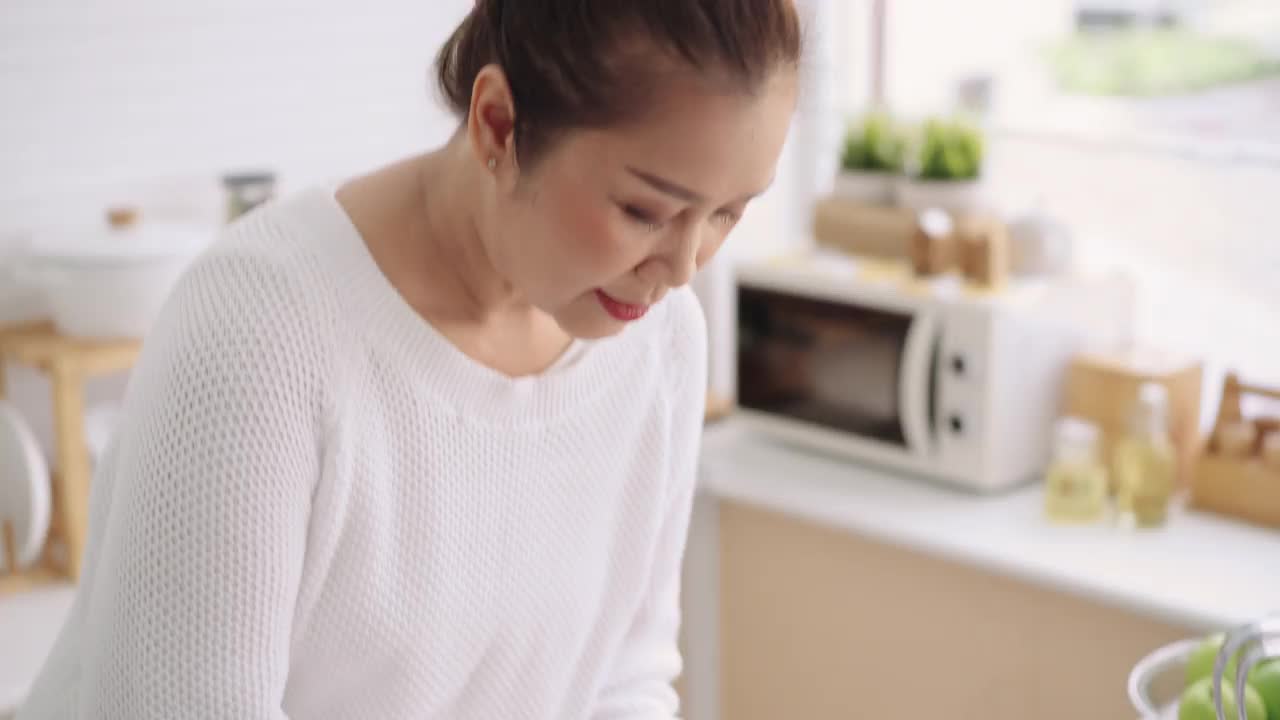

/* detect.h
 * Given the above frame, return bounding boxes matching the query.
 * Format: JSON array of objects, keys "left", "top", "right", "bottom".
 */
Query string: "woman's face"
[{"left": 484, "top": 69, "right": 798, "bottom": 340}]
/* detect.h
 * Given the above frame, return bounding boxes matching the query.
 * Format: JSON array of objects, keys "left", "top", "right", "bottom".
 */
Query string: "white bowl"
[
  {"left": 1130, "top": 637, "right": 1199, "bottom": 719},
  {"left": 0, "top": 232, "right": 47, "bottom": 328}
]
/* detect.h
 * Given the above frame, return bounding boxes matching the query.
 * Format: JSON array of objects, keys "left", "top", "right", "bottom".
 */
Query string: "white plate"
[{"left": 0, "top": 400, "right": 51, "bottom": 570}]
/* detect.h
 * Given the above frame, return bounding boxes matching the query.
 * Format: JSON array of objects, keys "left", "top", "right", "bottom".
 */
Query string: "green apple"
[
  {"left": 1248, "top": 659, "right": 1280, "bottom": 720},
  {"left": 1179, "top": 677, "right": 1266, "bottom": 720},
  {"left": 1188, "top": 633, "right": 1239, "bottom": 688}
]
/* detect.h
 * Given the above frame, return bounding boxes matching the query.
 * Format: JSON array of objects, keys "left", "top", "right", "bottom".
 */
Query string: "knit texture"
[{"left": 18, "top": 188, "right": 707, "bottom": 720}]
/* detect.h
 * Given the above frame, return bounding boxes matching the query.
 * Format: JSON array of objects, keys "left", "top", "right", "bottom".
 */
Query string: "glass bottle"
[
  {"left": 1114, "top": 382, "right": 1177, "bottom": 529},
  {"left": 1044, "top": 416, "right": 1109, "bottom": 524}
]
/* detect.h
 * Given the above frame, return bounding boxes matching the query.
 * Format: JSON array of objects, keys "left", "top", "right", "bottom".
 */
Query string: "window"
[
  {"left": 747, "top": 1, "right": 1280, "bottom": 420},
  {"left": 786, "top": 0, "right": 1280, "bottom": 397},
  {"left": 880, "top": 0, "right": 1280, "bottom": 151}
]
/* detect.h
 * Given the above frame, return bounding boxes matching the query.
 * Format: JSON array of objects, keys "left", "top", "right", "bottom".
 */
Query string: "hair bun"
[{"left": 435, "top": 0, "right": 802, "bottom": 166}]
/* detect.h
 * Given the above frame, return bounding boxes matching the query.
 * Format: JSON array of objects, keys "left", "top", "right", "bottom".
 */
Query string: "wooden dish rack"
[
  {"left": 1191, "top": 373, "right": 1280, "bottom": 529},
  {"left": 0, "top": 321, "right": 142, "bottom": 596}
]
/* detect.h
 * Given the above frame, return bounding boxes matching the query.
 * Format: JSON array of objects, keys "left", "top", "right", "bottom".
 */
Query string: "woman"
[{"left": 20, "top": 1, "right": 801, "bottom": 717}]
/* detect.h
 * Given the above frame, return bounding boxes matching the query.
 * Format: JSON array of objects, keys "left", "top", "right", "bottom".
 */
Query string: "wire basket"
[{"left": 1130, "top": 619, "right": 1280, "bottom": 720}]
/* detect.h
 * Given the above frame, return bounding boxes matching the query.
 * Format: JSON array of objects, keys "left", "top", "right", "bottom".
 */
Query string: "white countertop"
[{"left": 699, "top": 420, "right": 1280, "bottom": 634}]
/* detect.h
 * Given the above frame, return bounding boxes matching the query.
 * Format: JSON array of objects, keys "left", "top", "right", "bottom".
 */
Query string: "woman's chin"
[{"left": 555, "top": 315, "right": 627, "bottom": 341}]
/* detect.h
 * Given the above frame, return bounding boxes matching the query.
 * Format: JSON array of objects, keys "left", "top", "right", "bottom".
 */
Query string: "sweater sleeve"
[
  {"left": 592, "top": 290, "right": 708, "bottom": 720},
  {"left": 62, "top": 242, "right": 327, "bottom": 719}
]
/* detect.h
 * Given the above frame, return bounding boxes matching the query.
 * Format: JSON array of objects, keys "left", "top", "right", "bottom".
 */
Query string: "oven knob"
[
  {"left": 950, "top": 354, "right": 967, "bottom": 376},
  {"left": 949, "top": 414, "right": 965, "bottom": 435}
]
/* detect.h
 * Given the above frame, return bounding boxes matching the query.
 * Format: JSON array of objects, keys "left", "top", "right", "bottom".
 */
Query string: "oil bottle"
[
  {"left": 1044, "top": 417, "right": 1109, "bottom": 524},
  {"left": 1114, "top": 382, "right": 1177, "bottom": 529}
]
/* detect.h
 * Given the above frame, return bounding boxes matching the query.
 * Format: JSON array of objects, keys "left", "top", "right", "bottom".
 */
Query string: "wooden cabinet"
[{"left": 718, "top": 501, "right": 1191, "bottom": 720}]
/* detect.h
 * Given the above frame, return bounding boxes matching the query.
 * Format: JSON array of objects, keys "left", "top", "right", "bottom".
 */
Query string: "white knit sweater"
[{"left": 19, "top": 188, "right": 707, "bottom": 720}]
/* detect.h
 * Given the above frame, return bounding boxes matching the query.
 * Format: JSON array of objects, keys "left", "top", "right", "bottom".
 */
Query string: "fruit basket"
[{"left": 1129, "top": 619, "right": 1280, "bottom": 720}]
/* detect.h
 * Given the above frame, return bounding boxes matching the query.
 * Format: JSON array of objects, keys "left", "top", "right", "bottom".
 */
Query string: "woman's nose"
[{"left": 662, "top": 223, "right": 700, "bottom": 288}]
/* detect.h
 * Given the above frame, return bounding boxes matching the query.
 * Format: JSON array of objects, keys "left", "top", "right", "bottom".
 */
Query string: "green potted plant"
[
  {"left": 897, "top": 116, "right": 987, "bottom": 213},
  {"left": 834, "top": 110, "right": 905, "bottom": 205}
]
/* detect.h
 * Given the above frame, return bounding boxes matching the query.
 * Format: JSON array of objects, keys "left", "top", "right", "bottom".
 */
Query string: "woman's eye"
[
  {"left": 712, "top": 210, "right": 740, "bottom": 227},
  {"left": 623, "top": 205, "right": 664, "bottom": 231}
]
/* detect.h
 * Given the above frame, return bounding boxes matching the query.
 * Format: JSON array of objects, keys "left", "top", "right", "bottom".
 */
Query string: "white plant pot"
[
  {"left": 35, "top": 257, "right": 194, "bottom": 339},
  {"left": 895, "top": 177, "right": 988, "bottom": 214},
  {"left": 832, "top": 170, "right": 897, "bottom": 206},
  {"left": 22, "top": 223, "right": 212, "bottom": 340}
]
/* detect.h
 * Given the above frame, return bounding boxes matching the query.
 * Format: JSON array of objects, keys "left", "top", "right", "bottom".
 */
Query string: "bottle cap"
[
  {"left": 1130, "top": 381, "right": 1170, "bottom": 437},
  {"left": 1054, "top": 416, "right": 1099, "bottom": 461}
]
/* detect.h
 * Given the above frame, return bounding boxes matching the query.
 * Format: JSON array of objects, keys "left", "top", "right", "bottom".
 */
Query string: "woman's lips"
[{"left": 595, "top": 289, "right": 650, "bottom": 322}]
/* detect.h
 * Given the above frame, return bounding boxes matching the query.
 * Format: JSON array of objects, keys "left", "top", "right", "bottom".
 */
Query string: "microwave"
[{"left": 733, "top": 254, "right": 1135, "bottom": 493}]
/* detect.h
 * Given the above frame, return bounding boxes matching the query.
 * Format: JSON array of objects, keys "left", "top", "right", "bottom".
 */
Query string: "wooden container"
[
  {"left": 1062, "top": 347, "right": 1204, "bottom": 492},
  {"left": 812, "top": 196, "right": 915, "bottom": 261},
  {"left": 1192, "top": 374, "right": 1280, "bottom": 529},
  {"left": 1262, "top": 431, "right": 1280, "bottom": 470}
]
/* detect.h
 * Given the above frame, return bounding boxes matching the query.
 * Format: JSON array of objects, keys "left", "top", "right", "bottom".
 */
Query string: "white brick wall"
[{"left": 1, "top": 0, "right": 472, "bottom": 229}]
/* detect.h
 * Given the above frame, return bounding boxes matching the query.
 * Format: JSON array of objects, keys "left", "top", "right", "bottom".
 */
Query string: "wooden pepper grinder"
[
  {"left": 956, "top": 213, "right": 1010, "bottom": 288},
  {"left": 909, "top": 208, "right": 957, "bottom": 277}
]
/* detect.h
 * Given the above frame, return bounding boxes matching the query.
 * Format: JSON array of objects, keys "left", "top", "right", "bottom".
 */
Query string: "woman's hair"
[{"left": 436, "top": 0, "right": 803, "bottom": 167}]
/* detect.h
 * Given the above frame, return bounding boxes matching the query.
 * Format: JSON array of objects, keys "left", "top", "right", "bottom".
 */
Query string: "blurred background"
[{"left": 2, "top": 1, "right": 1279, "bottom": 719}]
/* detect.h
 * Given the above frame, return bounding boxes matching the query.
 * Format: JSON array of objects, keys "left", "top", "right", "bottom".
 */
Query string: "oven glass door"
[{"left": 737, "top": 286, "right": 923, "bottom": 447}]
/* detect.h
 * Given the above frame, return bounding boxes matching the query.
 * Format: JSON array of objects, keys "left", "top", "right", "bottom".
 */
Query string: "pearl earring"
[{"left": 487, "top": 157, "right": 497, "bottom": 171}]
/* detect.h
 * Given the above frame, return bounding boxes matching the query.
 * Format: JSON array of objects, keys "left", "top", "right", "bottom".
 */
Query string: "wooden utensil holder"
[
  {"left": 1191, "top": 373, "right": 1280, "bottom": 529},
  {"left": 0, "top": 321, "right": 141, "bottom": 596}
]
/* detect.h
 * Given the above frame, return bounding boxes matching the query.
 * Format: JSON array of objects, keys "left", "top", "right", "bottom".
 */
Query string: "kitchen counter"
[
  {"left": 8, "top": 421, "right": 1279, "bottom": 718},
  {"left": 698, "top": 419, "right": 1280, "bottom": 634}
]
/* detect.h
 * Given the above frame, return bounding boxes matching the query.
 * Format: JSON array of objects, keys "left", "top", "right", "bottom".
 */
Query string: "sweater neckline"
[{"left": 304, "top": 186, "right": 649, "bottom": 426}]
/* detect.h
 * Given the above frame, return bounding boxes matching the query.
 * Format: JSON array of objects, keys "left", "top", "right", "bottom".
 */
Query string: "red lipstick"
[{"left": 595, "top": 290, "right": 649, "bottom": 322}]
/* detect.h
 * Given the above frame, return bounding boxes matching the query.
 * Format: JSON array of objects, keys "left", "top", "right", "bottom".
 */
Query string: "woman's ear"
[{"left": 467, "top": 65, "right": 518, "bottom": 174}]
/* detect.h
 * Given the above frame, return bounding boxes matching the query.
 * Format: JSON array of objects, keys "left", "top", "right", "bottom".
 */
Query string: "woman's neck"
[
  {"left": 412, "top": 141, "right": 532, "bottom": 325},
  {"left": 337, "top": 141, "right": 574, "bottom": 377}
]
